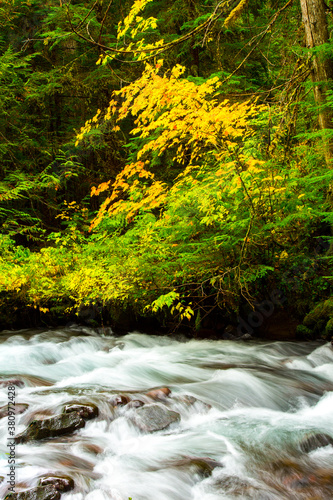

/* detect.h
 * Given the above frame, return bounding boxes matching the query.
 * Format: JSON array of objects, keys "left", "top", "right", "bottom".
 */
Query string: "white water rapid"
[{"left": 0, "top": 327, "right": 333, "bottom": 499}]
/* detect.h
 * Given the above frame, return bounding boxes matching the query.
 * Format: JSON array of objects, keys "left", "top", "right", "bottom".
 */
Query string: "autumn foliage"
[{"left": 0, "top": 0, "right": 332, "bottom": 333}]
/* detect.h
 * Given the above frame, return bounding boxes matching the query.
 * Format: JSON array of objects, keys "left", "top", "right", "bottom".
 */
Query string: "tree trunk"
[{"left": 300, "top": 0, "right": 333, "bottom": 162}]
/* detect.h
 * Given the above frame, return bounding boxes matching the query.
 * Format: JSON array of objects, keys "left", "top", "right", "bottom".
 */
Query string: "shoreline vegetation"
[{"left": 0, "top": 0, "right": 332, "bottom": 339}]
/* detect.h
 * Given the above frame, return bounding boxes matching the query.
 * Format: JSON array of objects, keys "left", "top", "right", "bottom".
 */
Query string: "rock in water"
[
  {"left": 109, "top": 395, "right": 131, "bottom": 407},
  {"left": 4, "top": 484, "right": 60, "bottom": 500},
  {"left": 299, "top": 433, "right": 333, "bottom": 453},
  {"left": 15, "top": 412, "right": 85, "bottom": 443},
  {"left": 0, "top": 379, "right": 24, "bottom": 388},
  {"left": 0, "top": 403, "right": 29, "bottom": 419},
  {"left": 126, "top": 399, "right": 144, "bottom": 409},
  {"left": 63, "top": 402, "right": 99, "bottom": 420},
  {"left": 39, "top": 475, "right": 75, "bottom": 492},
  {"left": 145, "top": 387, "right": 171, "bottom": 400},
  {"left": 131, "top": 404, "right": 180, "bottom": 432},
  {"left": 164, "top": 456, "right": 222, "bottom": 476}
]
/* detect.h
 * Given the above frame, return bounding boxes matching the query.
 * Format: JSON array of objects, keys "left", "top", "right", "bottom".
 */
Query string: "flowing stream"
[{"left": 0, "top": 327, "right": 333, "bottom": 499}]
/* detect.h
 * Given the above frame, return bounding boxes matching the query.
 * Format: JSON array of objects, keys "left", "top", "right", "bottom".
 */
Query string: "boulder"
[
  {"left": 0, "top": 404, "right": 29, "bottom": 419},
  {"left": 4, "top": 484, "right": 60, "bottom": 500},
  {"left": 166, "top": 456, "right": 222, "bottom": 476},
  {"left": 131, "top": 404, "right": 180, "bottom": 432},
  {"left": 126, "top": 399, "right": 144, "bottom": 409},
  {"left": 173, "top": 395, "right": 211, "bottom": 409},
  {"left": 38, "top": 475, "right": 74, "bottom": 492},
  {"left": 238, "top": 333, "right": 253, "bottom": 341},
  {"left": 81, "top": 443, "right": 104, "bottom": 455},
  {"left": 179, "top": 395, "right": 197, "bottom": 405},
  {"left": 299, "top": 433, "right": 333, "bottom": 453},
  {"left": 63, "top": 402, "right": 99, "bottom": 420},
  {"left": 15, "top": 412, "right": 85, "bottom": 443},
  {"left": 145, "top": 387, "right": 171, "bottom": 400},
  {"left": 109, "top": 395, "right": 130, "bottom": 407}
]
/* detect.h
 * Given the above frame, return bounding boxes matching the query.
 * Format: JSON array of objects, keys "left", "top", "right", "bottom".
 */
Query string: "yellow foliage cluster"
[
  {"left": 95, "top": 0, "right": 165, "bottom": 64},
  {"left": 78, "top": 61, "right": 261, "bottom": 229},
  {"left": 117, "top": 0, "right": 155, "bottom": 39},
  {"left": 111, "top": 61, "right": 256, "bottom": 166}
]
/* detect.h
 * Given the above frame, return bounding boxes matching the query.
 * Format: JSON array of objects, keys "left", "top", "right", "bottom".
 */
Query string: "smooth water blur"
[{"left": 0, "top": 326, "right": 332, "bottom": 499}]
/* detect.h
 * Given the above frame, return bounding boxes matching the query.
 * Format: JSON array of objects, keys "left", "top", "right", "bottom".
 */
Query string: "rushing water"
[{"left": 0, "top": 327, "right": 333, "bottom": 499}]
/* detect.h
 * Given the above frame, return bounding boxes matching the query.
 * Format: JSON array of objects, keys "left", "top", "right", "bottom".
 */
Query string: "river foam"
[{"left": 0, "top": 328, "right": 332, "bottom": 499}]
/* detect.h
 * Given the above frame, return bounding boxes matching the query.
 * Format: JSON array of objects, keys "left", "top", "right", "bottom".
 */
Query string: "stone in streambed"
[
  {"left": 145, "top": 387, "right": 171, "bottom": 400},
  {"left": 15, "top": 412, "right": 85, "bottom": 443},
  {"left": 0, "top": 403, "right": 29, "bottom": 419},
  {"left": 109, "top": 395, "right": 131, "bottom": 407},
  {"left": 131, "top": 403, "right": 180, "bottom": 432},
  {"left": 299, "top": 432, "right": 333, "bottom": 453},
  {"left": 38, "top": 475, "right": 74, "bottom": 492},
  {"left": 0, "top": 379, "right": 24, "bottom": 388},
  {"left": 165, "top": 456, "right": 222, "bottom": 476},
  {"left": 126, "top": 399, "right": 144, "bottom": 409},
  {"left": 4, "top": 484, "right": 60, "bottom": 500},
  {"left": 173, "top": 394, "right": 211, "bottom": 409},
  {"left": 81, "top": 442, "right": 104, "bottom": 455},
  {"left": 63, "top": 402, "right": 99, "bottom": 420}
]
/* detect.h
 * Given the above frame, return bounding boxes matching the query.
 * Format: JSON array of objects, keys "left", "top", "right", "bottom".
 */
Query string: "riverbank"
[{"left": 1, "top": 293, "right": 332, "bottom": 343}]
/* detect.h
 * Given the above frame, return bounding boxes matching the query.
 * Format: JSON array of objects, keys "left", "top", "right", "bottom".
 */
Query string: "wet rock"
[
  {"left": 15, "top": 412, "right": 85, "bottom": 443},
  {"left": 0, "top": 403, "right": 29, "bottom": 419},
  {"left": 81, "top": 442, "right": 104, "bottom": 455},
  {"left": 109, "top": 395, "right": 130, "bottom": 407},
  {"left": 299, "top": 433, "right": 333, "bottom": 453},
  {"left": 238, "top": 333, "right": 253, "bottom": 341},
  {"left": 39, "top": 475, "right": 74, "bottom": 492},
  {"left": 4, "top": 484, "right": 60, "bottom": 500},
  {"left": 19, "top": 376, "right": 53, "bottom": 387},
  {"left": 57, "top": 454, "right": 100, "bottom": 478},
  {"left": 27, "top": 409, "right": 54, "bottom": 422},
  {"left": 63, "top": 402, "right": 99, "bottom": 420},
  {"left": 271, "top": 458, "right": 302, "bottom": 473},
  {"left": 0, "top": 475, "right": 4, "bottom": 483},
  {"left": 95, "top": 326, "right": 113, "bottom": 336},
  {"left": 313, "top": 467, "right": 333, "bottom": 485},
  {"left": 222, "top": 325, "right": 237, "bottom": 339},
  {"left": 166, "top": 456, "right": 222, "bottom": 476},
  {"left": 131, "top": 403, "right": 180, "bottom": 432},
  {"left": 287, "top": 475, "right": 312, "bottom": 489},
  {"left": 145, "top": 387, "right": 171, "bottom": 400},
  {"left": 215, "top": 474, "right": 256, "bottom": 496},
  {"left": 179, "top": 395, "right": 198, "bottom": 405},
  {"left": 174, "top": 395, "right": 211, "bottom": 410},
  {"left": 221, "top": 332, "right": 236, "bottom": 340},
  {"left": 126, "top": 399, "right": 144, "bottom": 409},
  {"left": 0, "top": 379, "right": 24, "bottom": 388}
]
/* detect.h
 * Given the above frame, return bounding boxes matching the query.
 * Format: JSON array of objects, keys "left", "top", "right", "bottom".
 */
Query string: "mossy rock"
[
  {"left": 296, "top": 324, "right": 313, "bottom": 339},
  {"left": 5, "top": 485, "right": 60, "bottom": 500},
  {"left": 15, "top": 412, "right": 85, "bottom": 443},
  {"left": 303, "top": 298, "right": 333, "bottom": 329},
  {"left": 38, "top": 475, "right": 75, "bottom": 492},
  {"left": 63, "top": 402, "right": 99, "bottom": 420},
  {"left": 324, "top": 317, "right": 333, "bottom": 338}
]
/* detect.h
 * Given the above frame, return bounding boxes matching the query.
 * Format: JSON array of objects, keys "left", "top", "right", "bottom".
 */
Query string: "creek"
[{"left": 0, "top": 327, "right": 333, "bottom": 499}]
